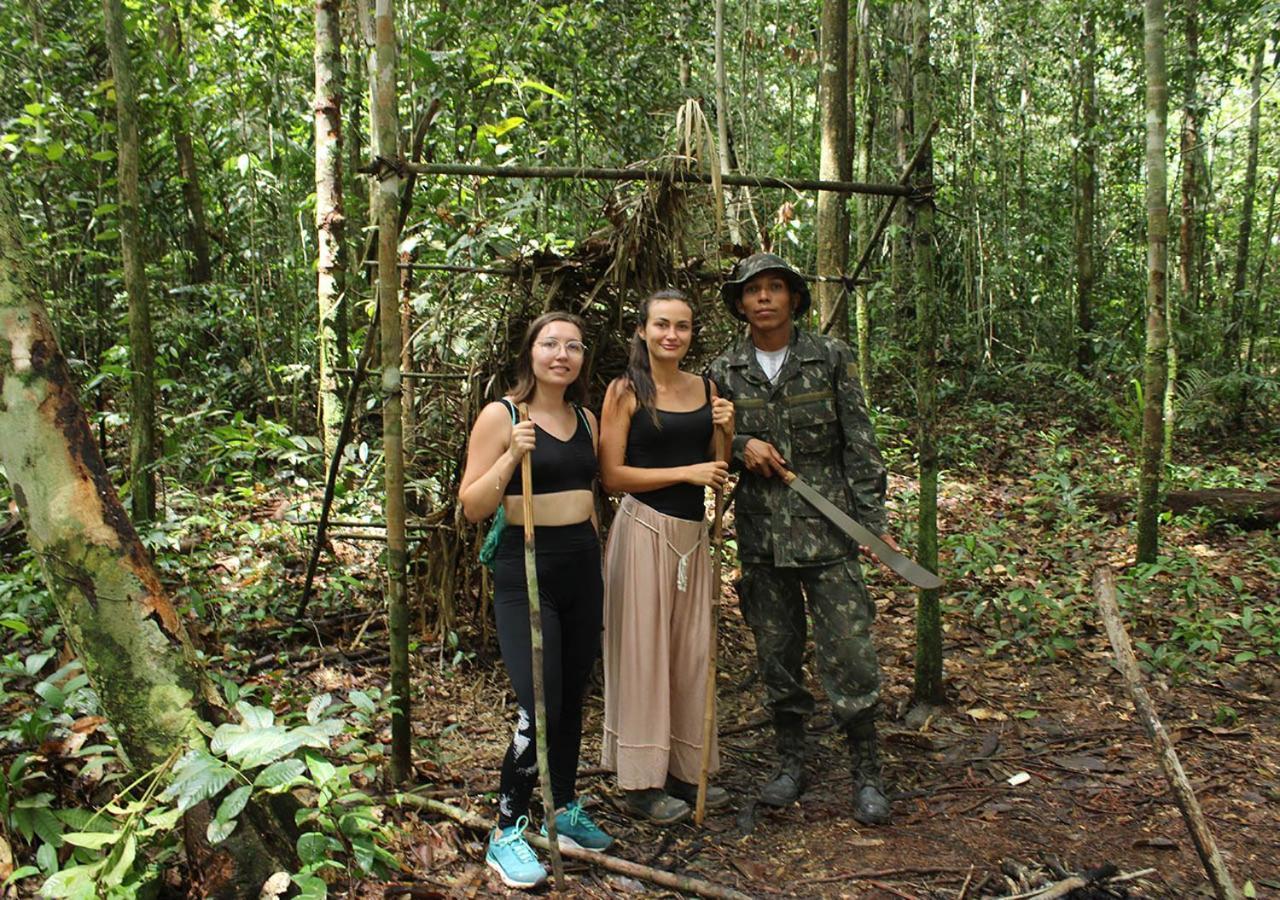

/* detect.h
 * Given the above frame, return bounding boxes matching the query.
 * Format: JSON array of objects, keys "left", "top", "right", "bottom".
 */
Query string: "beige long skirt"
[{"left": 602, "top": 494, "right": 720, "bottom": 790}]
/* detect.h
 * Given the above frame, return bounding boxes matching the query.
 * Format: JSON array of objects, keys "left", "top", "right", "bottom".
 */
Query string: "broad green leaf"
[
  {"left": 216, "top": 785, "right": 252, "bottom": 823},
  {"left": 60, "top": 831, "right": 119, "bottom": 850},
  {"left": 103, "top": 835, "right": 136, "bottom": 887},
  {"left": 304, "top": 752, "right": 336, "bottom": 786},
  {"left": 142, "top": 807, "right": 184, "bottom": 830},
  {"left": 206, "top": 817, "right": 236, "bottom": 844},
  {"left": 215, "top": 726, "right": 307, "bottom": 768},
  {"left": 306, "top": 693, "right": 333, "bottom": 725},
  {"left": 164, "top": 751, "right": 236, "bottom": 812},
  {"left": 292, "top": 873, "right": 328, "bottom": 900},
  {"left": 348, "top": 690, "right": 375, "bottom": 714},
  {"left": 45, "top": 140, "right": 65, "bottom": 162},
  {"left": 38, "top": 864, "right": 98, "bottom": 899},
  {"left": 296, "top": 832, "right": 335, "bottom": 865},
  {"left": 254, "top": 758, "right": 306, "bottom": 789},
  {"left": 235, "top": 701, "right": 274, "bottom": 729}
]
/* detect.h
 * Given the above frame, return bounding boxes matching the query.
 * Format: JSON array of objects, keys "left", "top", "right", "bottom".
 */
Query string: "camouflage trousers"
[{"left": 737, "top": 560, "right": 880, "bottom": 730}]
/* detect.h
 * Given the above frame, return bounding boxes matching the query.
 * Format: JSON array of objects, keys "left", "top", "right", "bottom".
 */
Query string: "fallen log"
[
  {"left": 1092, "top": 489, "right": 1280, "bottom": 529},
  {"left": 394, "top": 794, "right": 752, "bottom": 900},
  {"left": 1093, "top": 567, "right": 1242, "bottom": 900}
]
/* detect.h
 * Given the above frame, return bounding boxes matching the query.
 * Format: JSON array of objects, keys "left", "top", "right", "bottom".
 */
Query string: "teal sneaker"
[
  {"left": 486, "top": 816, "right": 547, "bottom": 889},
  {"left": 542, "top": 799, "right": 614, "bottom": 852}
]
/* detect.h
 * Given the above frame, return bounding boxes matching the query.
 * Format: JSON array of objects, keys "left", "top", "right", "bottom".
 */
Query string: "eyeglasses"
[{"left": 535, "top": 338, "right": 587, "bottom": 356}]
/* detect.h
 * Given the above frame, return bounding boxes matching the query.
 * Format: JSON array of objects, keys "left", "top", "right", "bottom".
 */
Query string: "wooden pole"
[
  {"left": 695, "top": 429, "right": 727, "bottom": 825},
  {"left": 395, "top": 795, "right": 753, "bottom": 900},
  {"left": 518, "top": 404, "right": 564, "bottom": 889},
  {"left": 1092, "top": 567, "right": 1242, "bottom": 900},
  {"left": 383, "top": 160, "right": 912, "bottom": 197}
]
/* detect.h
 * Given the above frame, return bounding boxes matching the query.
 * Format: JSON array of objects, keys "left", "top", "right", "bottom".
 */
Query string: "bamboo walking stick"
[
  {"left": 695, "top": 427, "right": 727, "bottom": 824},
  {"left": 517, "top": 403, "right": 564, "bottom": 889}
]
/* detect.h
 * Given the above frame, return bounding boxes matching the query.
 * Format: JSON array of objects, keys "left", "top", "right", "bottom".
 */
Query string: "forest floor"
[
  {"left": 257, "top": 402, "right": 1280, "bottom": 899},
  {"left": 6, "top": 399, "right": 1278, "bottom": 899}
]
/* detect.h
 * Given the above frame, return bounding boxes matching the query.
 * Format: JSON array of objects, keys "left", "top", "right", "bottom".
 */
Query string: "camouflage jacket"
[{"left": 708, "top": 328, "right": 888, "bottom": 568}]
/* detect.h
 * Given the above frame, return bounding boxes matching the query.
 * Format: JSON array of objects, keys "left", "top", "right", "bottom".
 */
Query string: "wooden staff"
[
  {"left": 518, "top": 403, "right": 564, "bottom": 889},
  {"left": 695, "top": 427, "right": 727, "bottom": 824},
  {"left": 1093, "top": 567, "right": 1241, "bottom": 900}
]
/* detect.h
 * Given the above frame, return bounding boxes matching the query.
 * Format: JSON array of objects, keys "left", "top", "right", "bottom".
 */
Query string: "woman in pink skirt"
[{"left": 598, "top": 289, "right": 734, "bottom": 823}]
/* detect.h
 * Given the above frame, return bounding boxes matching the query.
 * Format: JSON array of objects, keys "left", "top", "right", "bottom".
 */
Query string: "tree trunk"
[
  {"left": 852, "top": 0, "right": 875, "bottom": 397},
  {"left": 371, "top": 0, "right": 412, "bottom": 783},
  {"left": 1227, "top": 39, "right": 1264, "bottom": 367},
  {"left": 315, "top": 0, "right": 346, "bottom": 459},
  {"left": 1177, "top": 0, "right": 1202, "bottom": 322},
  {"left": 908, "top": 0, "right": 942, "bottom": 707},
  {"left": 1136, "top": 0, "right": 1169, "bottom": 564},
  {"left": 816, "top": 0, "right": 850, "bottom": 338},
  {"left": 0, "top": 181, "right": 294, "bottom": 899},
  {"left": 157, "top": 4, "right": 212, "bottom": 284},
  {"left": 890, "top": 1, "right": 912, "bottom": 324},
  {"left": 102, "top": 0, "right": 157, "bottom": 523},
  {"left": 713, "top": 0, "right": 742, "bottom": 245},
  {"left": 1074, "top": 7, "right": 1096, "bottom": 373}
]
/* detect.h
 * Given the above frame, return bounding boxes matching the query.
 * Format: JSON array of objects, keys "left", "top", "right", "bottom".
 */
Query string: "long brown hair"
[
  {"left": 509, "top": 311, "right": 590, "bottom": 405},
  {"left": 625, "top": 288, "right": 693, "bottom": 426}
]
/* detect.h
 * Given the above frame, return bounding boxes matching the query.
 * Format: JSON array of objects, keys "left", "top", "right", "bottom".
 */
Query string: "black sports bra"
[{"left": 501, "top": 399, "right": 597, "bottom": 495}]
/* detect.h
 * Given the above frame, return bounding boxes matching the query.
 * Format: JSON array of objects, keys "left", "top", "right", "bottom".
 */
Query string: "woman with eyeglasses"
[
  {"left": 459, "top": 311, "right": 613, "bottom": 890},
  {"left": 598, "top": 289, "right": 734, "bottom": 824}
]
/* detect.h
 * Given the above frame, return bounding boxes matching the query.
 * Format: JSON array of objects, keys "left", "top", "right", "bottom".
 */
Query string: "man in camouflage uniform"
[{"left": 708, "top": 253, "right": 898, "bottom": 825}]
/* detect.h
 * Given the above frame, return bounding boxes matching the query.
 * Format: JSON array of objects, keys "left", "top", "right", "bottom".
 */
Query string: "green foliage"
[{"left": 20, "top": 695, "right": 400, "bottom": 898}]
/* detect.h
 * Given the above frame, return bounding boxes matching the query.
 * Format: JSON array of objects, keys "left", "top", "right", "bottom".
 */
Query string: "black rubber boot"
[
  {"left": 847, "top": 721, "right": 890, "bottom": 825},
  {"left": 759, "top": 716, "right": 808, "bottom": 807}
]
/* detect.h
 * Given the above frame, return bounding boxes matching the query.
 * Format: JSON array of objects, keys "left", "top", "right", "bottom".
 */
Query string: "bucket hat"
[{"left": 720, "top": 252, "right": 811, "bottom": 321}]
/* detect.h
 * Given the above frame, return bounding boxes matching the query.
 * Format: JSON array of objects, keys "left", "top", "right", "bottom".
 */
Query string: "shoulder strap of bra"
[
  {"left": 573, "top": 403, "right": 593, "bottom": 440},
  {"left": 499, "top": 398, "right": 517, "bottom": 423}
]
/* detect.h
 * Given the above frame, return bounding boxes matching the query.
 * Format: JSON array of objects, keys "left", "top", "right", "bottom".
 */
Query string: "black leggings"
[{"left": 492, "top": 521, "right": 603, "bottom": 827}]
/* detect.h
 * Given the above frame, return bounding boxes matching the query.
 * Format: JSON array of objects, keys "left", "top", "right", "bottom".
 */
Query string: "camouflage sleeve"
[
  {"left": 833, "top": 342, "right": 888, "bottom": 534},
  {"left": 706, "top": 358, "right": 750, "bottom": 469}
]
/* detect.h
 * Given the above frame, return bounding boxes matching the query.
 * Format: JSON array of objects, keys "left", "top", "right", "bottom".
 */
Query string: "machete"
[{"left": 781, "top": 470, "right": 943, "bottom": 590}]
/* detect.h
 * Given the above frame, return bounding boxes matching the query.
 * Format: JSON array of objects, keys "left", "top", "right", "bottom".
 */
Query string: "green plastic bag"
[
  {"left": 479, "top": 399, "right": 518, "bottom": 571},
  {"left": 479, "top": 506, "right": 506, "bottom": 571}
]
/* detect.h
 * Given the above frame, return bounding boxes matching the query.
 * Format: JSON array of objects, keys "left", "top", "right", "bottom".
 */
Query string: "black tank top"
[
  {"left": 502, "top": 400, "right": 596, "bottom": 495},
  {"left": 625, "top": 377, "right": 714, "bottom": 521}
]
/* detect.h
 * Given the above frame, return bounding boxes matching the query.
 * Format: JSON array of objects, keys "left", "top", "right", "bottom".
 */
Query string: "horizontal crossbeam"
[{"left": 383, "top": 160, "right": 912, "bottom": 197}]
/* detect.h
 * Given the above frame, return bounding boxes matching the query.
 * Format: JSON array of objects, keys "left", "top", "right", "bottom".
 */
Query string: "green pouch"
[
  {"left": 479, "top": 399, "right": 517, "bottom": 571},
  {"left": 478, "top": 506, "right": 506, "bottom": 571}
]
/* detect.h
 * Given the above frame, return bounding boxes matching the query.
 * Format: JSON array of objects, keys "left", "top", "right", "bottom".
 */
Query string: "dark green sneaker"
[{"left": 624, "top": 788, "right": 691, "bottom": 825}]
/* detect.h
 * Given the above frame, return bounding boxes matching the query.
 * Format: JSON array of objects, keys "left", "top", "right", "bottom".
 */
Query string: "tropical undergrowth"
[
  {"left": 871, "top": 369, "right": 1280, "bottom": 685},
  {"left": 0, "top": 415, "right": 411, "bottom": 898}
]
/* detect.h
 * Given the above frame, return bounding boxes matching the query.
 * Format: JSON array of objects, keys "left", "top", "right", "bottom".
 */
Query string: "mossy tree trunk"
[
  {"left": 102, "top": 0, "right": 156, "bottom": 523},
  {"left": 1135, "top": 0, "right": 1169, "bottom": 564},
  {"left": 816, "top": 0, "right": 850, "bottom": 338},
  {"left": 371, "top": 0, "right": 413, "bottom": 783},
  {"left": 908, "top": 0, "right": 942, "bottom": 706},
  {"left": 852, "top": 0, "right": 875, "bottom": 397},
  {"left": 157, "top": 2, "right": 212, "bottom": 285},
  {"left": 315, "top": 0, "right": 346, "bottom": 458},
  {"left": 1074, "top": 5, "right": 1096, "bottom": 374},
  {"left": 0, "top": 181, "right": 294, "bottom": 898},
  {"left": 1227, "top": 39, "right": 1264, "bottom": 369}
]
